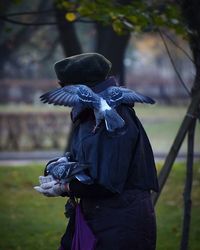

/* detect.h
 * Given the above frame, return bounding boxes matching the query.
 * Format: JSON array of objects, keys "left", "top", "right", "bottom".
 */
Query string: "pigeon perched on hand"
[
  {"left": 40, "top": 85, "right": 155, "bottom": 132},
  {"left": 45, "top": 156, "right": 92, "bottom": 184}
]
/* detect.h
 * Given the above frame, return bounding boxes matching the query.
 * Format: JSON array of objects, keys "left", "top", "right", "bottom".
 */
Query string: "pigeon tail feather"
[{"left": 104, "top": 109, "right": 125, "bottom": 132}]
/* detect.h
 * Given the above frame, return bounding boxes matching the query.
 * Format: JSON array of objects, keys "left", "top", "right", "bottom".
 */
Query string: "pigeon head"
[{"left": 54, "top": 53, "right": 112, "bottom": 87}]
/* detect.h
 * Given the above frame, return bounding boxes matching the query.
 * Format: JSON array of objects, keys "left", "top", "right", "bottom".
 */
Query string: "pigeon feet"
[{"left": 92, "top": 125, "right": 99, "bottom": 134}]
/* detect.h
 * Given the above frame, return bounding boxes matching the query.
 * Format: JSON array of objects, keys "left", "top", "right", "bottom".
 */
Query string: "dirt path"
[{"left": 0, "top": 151, "right": 199, "bottom": 166}]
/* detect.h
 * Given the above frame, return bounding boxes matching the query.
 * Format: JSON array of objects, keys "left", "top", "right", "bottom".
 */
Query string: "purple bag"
[{"left": 71, "top": 204, "right": 97, "bottom": 250}]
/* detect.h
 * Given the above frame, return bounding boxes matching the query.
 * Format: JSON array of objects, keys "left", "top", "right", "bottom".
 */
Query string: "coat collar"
[
  {"left": 71, "top": 76, "right": 118, "bottom": 122},
  {"left": 90, "top": 76, "right": 118, "bottom": 93}
]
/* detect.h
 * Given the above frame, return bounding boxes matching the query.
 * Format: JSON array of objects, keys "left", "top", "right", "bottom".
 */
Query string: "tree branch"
[
  {"left": 0, "top": 8, "right": 94, "bottom": 26},
  {"left": 162, "top": 31, "right": 194, "bottom": 64},
  {"left": 1, "top": 9, "right": 55, "bottom": 17},
  {"left": 158, "top": 28, "right": 191, "bottom": 96},
  {"left": 0, "top": 16, "right": 57, "bottom": 25},
  {"left": 152, "top": 90, "right": 200, "bottom": 205}
]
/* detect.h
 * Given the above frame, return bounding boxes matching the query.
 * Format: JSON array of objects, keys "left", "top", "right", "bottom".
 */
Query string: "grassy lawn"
[
  {"left": 134, "top": 104, "right": 200, "bottom": 154},
  {"left": 156, "top": 162, "right": 200, "bottom": 250},
  {"left": 0, "top": 162, "right": 200, "bottom": 250}
]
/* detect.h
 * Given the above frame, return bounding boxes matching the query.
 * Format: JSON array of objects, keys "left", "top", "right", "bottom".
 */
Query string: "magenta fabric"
[{"left": 71, "top": 204, "right": 97, "bottom": 250}]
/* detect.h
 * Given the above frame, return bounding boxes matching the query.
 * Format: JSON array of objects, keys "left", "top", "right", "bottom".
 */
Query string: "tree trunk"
[
  {"left": 0, "top": 0, "right": 12, "bottom": 77},
  {"left": 62, "top": 22, "right": 130, "bottom": 151},
  {"left": 95, "top": 23, "right": 130, "bottom": 84},
  {"left": 152, "top": 90, "right": 200, "bottom": 205},
  {"left": 181, "top": 0, "right": 200, "bottom": 93},
  {"left": 152, "top": 0, "right": 200, "bottom": 205},
  {"left": 53, "top": 4, "right": 83, "bottom": 152},
  {"left": 0, "top": 0, "right": 50, "bottom": 78},
  {"left": 180, "top": 120, "right": 196, "bottom": 250},
  {"left": 54, "top": 5, "right": 82, "bottom": 56}
]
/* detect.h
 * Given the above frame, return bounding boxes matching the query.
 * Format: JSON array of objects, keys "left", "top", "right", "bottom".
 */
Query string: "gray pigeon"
[
  {"left": 40, "top": 85, "right": 155, "bottom": 132},
  {"left": 45, "top": 156, "right": 93, "bottom": 184}
]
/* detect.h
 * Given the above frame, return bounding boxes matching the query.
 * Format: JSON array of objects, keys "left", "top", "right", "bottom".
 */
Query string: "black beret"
[{"left": 54, "top": 53, "right": 112, "bottom": 87}]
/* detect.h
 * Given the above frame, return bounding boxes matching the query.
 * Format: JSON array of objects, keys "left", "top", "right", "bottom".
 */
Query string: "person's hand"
[{"left": 34, "top": 175, "right": 69, "bottom": 197}]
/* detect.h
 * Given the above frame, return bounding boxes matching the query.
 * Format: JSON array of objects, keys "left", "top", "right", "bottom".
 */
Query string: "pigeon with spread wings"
[{"left": 40, "top": 85, "right": 155, "bottom": 132}]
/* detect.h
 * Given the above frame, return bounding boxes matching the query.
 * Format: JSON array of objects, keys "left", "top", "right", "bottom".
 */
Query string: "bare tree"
[
  {"left": 151, "top": 1, "right": 200, "bottom": 249},
  {"left": 0, "top": 0, "right": 51, "bottom": 78}
]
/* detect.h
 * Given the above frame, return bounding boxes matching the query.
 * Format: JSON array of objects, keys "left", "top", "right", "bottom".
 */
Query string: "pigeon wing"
[
  {"left": 102, "top": 86, "right": 155, "bottom": 107},
  {"left": 40, "top": 84, "right": 101, "bottom": 109}
]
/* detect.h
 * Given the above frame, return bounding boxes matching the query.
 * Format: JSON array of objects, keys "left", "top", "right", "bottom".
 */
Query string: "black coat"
[
  {"left": 69, "top": 104, "right": 159, "bottom": 195},
  {"left": 60, "top": 105, "right": 158, "bottom": 250}
]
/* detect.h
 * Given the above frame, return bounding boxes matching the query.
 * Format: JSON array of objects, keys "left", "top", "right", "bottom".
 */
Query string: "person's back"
[
  {"left": 34, "top": 53, "right": 158, "bottom": 250},
  {"left": 64, "top": 89, "right": 158, "bottom": 250}
]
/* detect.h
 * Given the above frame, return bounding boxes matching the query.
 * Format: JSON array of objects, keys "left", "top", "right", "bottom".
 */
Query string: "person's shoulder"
[{"left": 116, "top": 104, "right": 136, "bottom": 121}]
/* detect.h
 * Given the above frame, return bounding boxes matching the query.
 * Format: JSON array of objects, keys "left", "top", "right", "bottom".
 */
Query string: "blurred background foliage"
[
  {"left": 0, "top": 0, "right": 198, "bottom": 153},
  {"left": 0, "top": 1, "right": 200, "bottom": 250}
]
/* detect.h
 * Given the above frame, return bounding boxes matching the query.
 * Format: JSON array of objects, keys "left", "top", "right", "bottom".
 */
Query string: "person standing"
[{"left": 35, "top": 53, "right": 159, "bottom": 250}]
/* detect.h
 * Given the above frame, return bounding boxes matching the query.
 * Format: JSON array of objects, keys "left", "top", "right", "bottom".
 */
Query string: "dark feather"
[
  {"left": 40, "top": 85, "right": 101, "bottom": 109},
  {"left": 101, "top": 86, "right": 155, "bottom": 107}
]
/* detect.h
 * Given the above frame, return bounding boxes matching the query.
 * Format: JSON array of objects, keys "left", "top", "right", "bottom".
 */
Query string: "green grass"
[
  {"left": 156, "top": 162, "right": 200, "bottom": 250},
  {"left": 0, "top": 162, "right": 200, "bottom": 250},
  {"left": 135, "top": 104, "right": 200, "bottom": 154},
  {"left": 0, "top": 165, "right": 67, "bottom": 250}
]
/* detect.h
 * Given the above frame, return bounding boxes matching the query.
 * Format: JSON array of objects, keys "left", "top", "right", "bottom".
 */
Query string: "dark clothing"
[
  {"left": 82, "top": 189, "right": 156, "bottom": 250},
  {"left": 69, "top": 179, "right": 115, "bottom": 198},
  {"left": 60, "top": 77, "right": 158, "bottom": 250},
  {"left": 60, "top": 189, "right": 156, "bottom": 250},
  {"left": 69, "top": 105, "right": 158, "bottom": 195}
]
